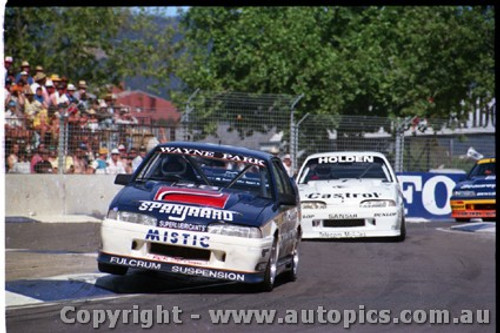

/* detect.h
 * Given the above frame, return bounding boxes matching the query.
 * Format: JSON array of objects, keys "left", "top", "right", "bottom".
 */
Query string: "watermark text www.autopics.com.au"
[{"left": 59, "top": 305, "right": 491, "bottom": 329}]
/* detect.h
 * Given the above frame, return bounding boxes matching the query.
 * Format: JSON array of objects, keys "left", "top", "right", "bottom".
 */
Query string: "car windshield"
[
  {"left": 135, "top": 148, "right": 273, "bottom": 199},
  {"left": 468, "top": 161, "right": 495, "bottom": 178},
  {"left": 298, "top": 156, "right": 392, "bottom": 184}
]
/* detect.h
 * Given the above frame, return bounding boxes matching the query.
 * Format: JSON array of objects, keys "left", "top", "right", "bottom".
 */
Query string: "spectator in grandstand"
[
  {"left": 32, "top": 102, "right": 50, "bottom": 146},
  {"left": 281, "top": 154, "right": 294, "bottom": 178},
  {"left": 46, "top": 79, "right": 58, "bottom": 108},
  {"left": 66, "top": 84, "right": 78, "bottom": 104},
  {"left": 72, "top": 144, "right": 89, "bottom": 174},
  {"left": 31, "top": 72, "right": 49, "bottom": 108},
  {"left": 22, "top": 86, "right": 41, "bottom": 128},
  {"left": 97, "top": 102, "right": 113, "bottom": 129},
  {"left": 93, "top": 147, "right": 109, "bottom": 174},
  {"left": 124, "top": 153, "right": 134, "bottom": 174},
  {"left": 118, "top": 144, "right": 128, "bottom": 162},
  {"left": 132, "top": 146, "right": 147, "bottom": 172},
  {"left": 34, "top": 148, "right": 53, "bottom": 173},
  {"left": 33, "top": 86, "right": 45, "bottom": 105},
  {"left": 74, "top": 80, "right": 91, "bottom": 109},
  {"left": 5, "top": 100, "right": 24, "bottom": 129},
  {"left": 15, "top": 61, "right": 34, "bottom": 85},
  {"left": 55, "top": 84, "right": 70, "bottom": 106},
  {"left": 106, "top": 148, "right": 126, "bottom": 174},
  {"left": 5, "top": 56, "right": 13, "bottom": 79},
  {"left": 34, "top": 65, "right": 44, "bottom": 76},
  {"left": 30, "top": 143, "right": 45, "bottom": 173},
  {"left": 48, "top": 146, "right": 58, "bottom": 170},
  {"left": 86, "top": 108, "right": 99, "bottom": 132},
  {"left": 51, "top": 150, "right": 74, "bottom": 174},
  {"left": 6, "top": 143, "right": 20, "bottom": 173},
  {"left": 5, "top": 77, "right": 13, "bottom": 104}
]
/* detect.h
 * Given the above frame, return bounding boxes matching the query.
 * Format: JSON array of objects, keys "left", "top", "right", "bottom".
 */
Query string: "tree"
[
  {"left": 4, "top": 7, "right": 179, "bottom": 98},
  {"left": 175, "top": 6, "right": 495, "bottom": 124}
]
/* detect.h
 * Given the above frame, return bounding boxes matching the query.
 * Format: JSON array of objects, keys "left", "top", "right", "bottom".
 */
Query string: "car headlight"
[
  {"left": 207, "top": 223, "right": 262, "bottom": 238},
  {"left": 360, "top": 200, "right": 396, "bottom": 208},
  {"left": 107, "top": 210, "right": 157, "bottom": 226},
  {"left": 301, "top": 201, "right": 327, "bottom": 210},
  {"left": 452, "top": 190, "right": 476, "bottom": 197}
]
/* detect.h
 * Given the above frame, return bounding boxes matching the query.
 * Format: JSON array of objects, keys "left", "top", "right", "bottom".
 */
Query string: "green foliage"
[
  {"left": 176, "top": 6, "right": 495, "bottom": 124},
  {"left": 4, "top": 7, "right": 178, "bottom": 98}
]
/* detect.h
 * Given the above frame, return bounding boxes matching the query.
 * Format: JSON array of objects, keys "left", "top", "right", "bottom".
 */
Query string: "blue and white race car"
[
  {"left": 296, "top": 151, "right": 405, "bottom": 241},
  {"left": 98, "top": 142, "right": 301, "bottom": 291}
]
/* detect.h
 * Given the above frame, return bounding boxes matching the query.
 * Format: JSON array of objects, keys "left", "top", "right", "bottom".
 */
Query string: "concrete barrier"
[{"left": 5, "top": 175, "right": 123, "bottom": 218}]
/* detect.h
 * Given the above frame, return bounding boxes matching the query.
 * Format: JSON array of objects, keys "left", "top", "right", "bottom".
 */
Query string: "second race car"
[{"left": 296, "top": 151, "right": 405, "bottom": 241}]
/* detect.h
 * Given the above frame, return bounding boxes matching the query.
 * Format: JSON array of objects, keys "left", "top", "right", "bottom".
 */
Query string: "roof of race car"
[
  {"left": 156, "top": 141, "right": 274, "bottom": 161},
  {"left": 302, "top": 151, "right": 389, "bottom": 160}
]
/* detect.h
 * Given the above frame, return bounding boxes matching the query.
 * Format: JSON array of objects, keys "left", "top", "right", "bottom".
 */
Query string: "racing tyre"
[
  {"left": 283, "top": 247, "right": 299, "bottom": 283},
  {"left": 393, "top": 218, "right": 406, "bottom": 242},
  {"left": 455, "top": 218, "right": 470, "bottom": 223},
  {"left": 98, "top": 262, "right": 128, "bottom": 275},
  {"left": 258, "top": 238, "right": 279, "bottom": 292}
]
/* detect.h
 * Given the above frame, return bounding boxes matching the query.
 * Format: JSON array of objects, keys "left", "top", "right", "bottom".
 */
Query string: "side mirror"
[{"left": 115, "top": 174, "right": 132, "bottom": 185}]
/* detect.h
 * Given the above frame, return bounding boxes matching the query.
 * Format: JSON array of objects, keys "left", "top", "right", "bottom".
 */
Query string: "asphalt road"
[{"left": 5, "top": 220, "right": 495, "bottom": 332}]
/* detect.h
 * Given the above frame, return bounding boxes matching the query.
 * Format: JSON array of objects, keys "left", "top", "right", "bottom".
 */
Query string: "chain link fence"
[{"left": 4, "top": 92, "right": 495, "bottom": 175}]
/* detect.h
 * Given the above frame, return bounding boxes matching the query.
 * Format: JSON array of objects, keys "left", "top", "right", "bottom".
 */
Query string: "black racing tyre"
[
  {"left": 258, "top": 238, "right": 279, "bottom": 292},
  {"left": 98, "top": 262, "right": 128, "bottom": 275},
  {"left": 393, "top": 218, "right": 406, "bottom": 242},
  {"left": 455, "top": 218, "right": 470, "bottom": 223},
  {"left": 283, "top": 247, "right": 299, "bottom": 282}
]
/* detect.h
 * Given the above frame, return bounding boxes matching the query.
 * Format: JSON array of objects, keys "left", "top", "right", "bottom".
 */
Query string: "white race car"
[{"left": 296, "top": 151, "right": 405, "bottom": 241}]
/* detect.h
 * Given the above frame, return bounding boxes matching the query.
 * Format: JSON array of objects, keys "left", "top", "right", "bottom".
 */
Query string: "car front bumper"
[
  {"left": 450, "top": 198, "right": 496, "bottom": 219},
  {"left": 98, "top": 218, "right": 274, "bottom": 283},
  {"left": 301, "top": 206, "right": 403, "bottom": 239}
]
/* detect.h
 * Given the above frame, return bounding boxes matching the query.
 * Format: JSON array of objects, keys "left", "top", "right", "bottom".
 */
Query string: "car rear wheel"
[
  {"left": 98, "top": 262, "right": 128, "bottom": 275},
  {"left": 258, "top": 237, "right": 279, "bottom": 292}
]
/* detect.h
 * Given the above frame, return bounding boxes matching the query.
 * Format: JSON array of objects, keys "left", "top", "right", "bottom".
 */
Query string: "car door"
[{"left": 270, "top": 158, "right": 300, "bottom": 258}]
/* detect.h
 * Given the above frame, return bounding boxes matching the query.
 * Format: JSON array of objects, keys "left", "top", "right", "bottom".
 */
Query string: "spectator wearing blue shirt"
[{"left": 15, "top": 61, "right": 34, "bottom": 85}]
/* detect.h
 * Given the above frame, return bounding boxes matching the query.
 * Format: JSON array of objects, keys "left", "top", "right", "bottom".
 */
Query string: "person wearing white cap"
[
  {"left": 65, "top": 83, "right": 79, "bottom": 104},
  {"left": 281, "top": 153, "right": 294, "bottom": 178},
  {"left": 4, "top": 56, "right": 13, "bottom": 80},
  {"left": 106, "top": 148, "right": 126, "bottom": 175}
]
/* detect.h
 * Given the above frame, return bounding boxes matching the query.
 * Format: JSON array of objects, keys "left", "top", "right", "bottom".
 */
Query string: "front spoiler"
[{"left": 98, "top": 252, "right": 265, "bottom": 284}]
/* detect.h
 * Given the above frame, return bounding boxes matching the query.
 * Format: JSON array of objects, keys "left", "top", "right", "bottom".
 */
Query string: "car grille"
[
  {"left": 149, "top": 243, "right": 211, "bottom": 261},
  {"left": 323, "top": 219, "right": 365, "bottom": 228},
  {"left": 468, "top": 203, "right": 496, "bottom": 211}
]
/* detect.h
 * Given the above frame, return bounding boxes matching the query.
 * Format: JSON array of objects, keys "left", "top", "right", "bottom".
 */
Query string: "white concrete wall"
[{"left": 5, "top": 175, "right": 124, "bottom": 217}]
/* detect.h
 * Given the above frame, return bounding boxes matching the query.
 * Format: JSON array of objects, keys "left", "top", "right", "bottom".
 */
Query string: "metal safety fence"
[{"left": 4, "top": 92, "right": 495, "bottom": 175}]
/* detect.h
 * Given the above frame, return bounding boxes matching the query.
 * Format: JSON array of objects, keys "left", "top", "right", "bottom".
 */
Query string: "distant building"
[{"left": 112, "top": 89, "right": 181, "bottom": 126}]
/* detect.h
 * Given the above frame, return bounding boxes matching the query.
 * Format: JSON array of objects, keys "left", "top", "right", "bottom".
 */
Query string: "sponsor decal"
[
  {"left": 138, "top": 200, "right": 236, "bottom": 222},
  {"left": 329, "top": 213, "right": 358, "bottom": 219},
  {"left": 319, "top": 231, "right": 367, "bottom": 238},
  {"left": 318, "top": 155, "right": 374, "bottom": 164},
  {"left": 477, "top": 192, "right": 496, "bottom": 197},
  {"left": 303, "top": 214, "right": 315, "bottom": 219},
  {"left": 159, "top": 147, "right": 266, "bottom": 167},
  {"left": 110, "top": 257, "right": 161, "bottom": 270},
  {"left": 171, "top": 265, "right": 245, "bottom": 282},
  {"left": 305, "top": 192, "right": 380, "bottom": 199},
  {"left": 155, "top": 187, "right": 229, "bottom": 208},
  {"left": 460, "top": 184, "right": 496, "bottom": 189},
  {"left": 145, "top": 229, "right": 210, "bottom": 248},
  {"left": 158, "top": 220, "right": 207, "bottom": 232},
  {"left": 149, "top": 254, "right": 208, "bottom": 266},
  {"left": 374, "top": 212, "right": 397, "bottom": 217}
]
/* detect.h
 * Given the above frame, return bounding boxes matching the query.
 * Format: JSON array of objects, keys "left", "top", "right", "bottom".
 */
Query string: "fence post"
[
  {"left": 57, "top": 110, "right": 67, "bottom": 174},
  {"left": 289, "top": 94, "right": 304, "bottom": 174},
  {"left": 182, "top": 88, "right": 200, "bottom": 142}
]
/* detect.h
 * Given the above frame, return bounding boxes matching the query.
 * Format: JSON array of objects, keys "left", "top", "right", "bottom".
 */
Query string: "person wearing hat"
[
  {"left": 5, "top": 56, "right": 13, "bottom": 80},
  {"left": 92, "top": 147, "right": 109, "bottom": 174},
  {"left": 281, "top": 153, "right": 295, "bottom": 178},
  {"left": 106, "top": 148, "right": 126, "bottom": 175},
  {"left": 71, "top": 143, "right": 89, "bottom": 174},
  {"left": 65, "top": 83, "right": 79, "bottom": 104},
  {"left": 74, "top": 80, "right": 88, "bottom": 102},
  {"left": 16, "top": 60, "right": 34, "bottom": 85},
  {"left": 30, "top": 72, "right": 49, "bottom": 107}
]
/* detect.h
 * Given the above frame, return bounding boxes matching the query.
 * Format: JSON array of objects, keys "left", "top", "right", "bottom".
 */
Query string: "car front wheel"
[{"left": 258, "top": 237, "right": 279, "bottom": 292}]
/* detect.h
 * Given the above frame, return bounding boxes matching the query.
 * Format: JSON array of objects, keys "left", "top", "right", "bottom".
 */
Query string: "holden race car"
[
  {"left": 296, "top": 151, "right": 405, "bottom": 241},
  {"left": 97, "top": 142, "right": 301, "bottom": 291},
  {"left": 450, "top": 157, "right": 496, "bottom": 222}
]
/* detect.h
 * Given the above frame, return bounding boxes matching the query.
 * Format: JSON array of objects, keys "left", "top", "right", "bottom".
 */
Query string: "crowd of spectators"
[{"left": 4, "top": 56, "right": 149, "bottom": 175}]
